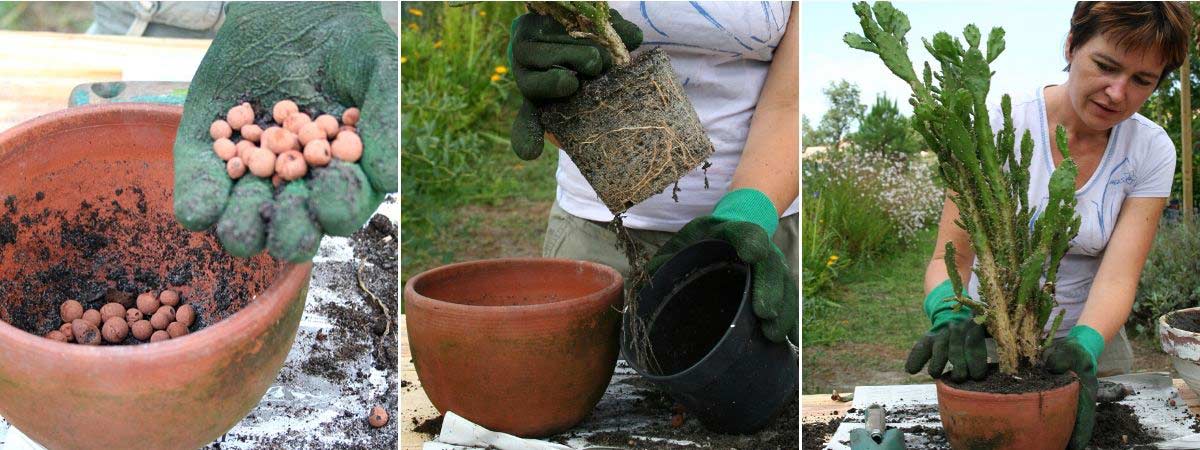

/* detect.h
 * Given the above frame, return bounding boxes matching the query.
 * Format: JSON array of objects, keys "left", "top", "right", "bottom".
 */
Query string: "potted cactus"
[
  {"left": 517, "top": 1, "right": 715, "bottom": 216},
  {"left": 846, "top": 2, "right": 1082, "bottom": 448}
]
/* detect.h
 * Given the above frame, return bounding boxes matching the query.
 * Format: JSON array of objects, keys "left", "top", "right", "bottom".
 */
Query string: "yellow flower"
[
  {"left": 407, "top": 22, "right": 420, "bottom": 31},
  {"left": 490, "top": 74, "right": 501, "bottom": 82},
  {"left": 408, "top": 8, "right": 423, "bottom": 16},
  {"left": 830, "top": 255, "right": 839, "bottom": 261},
  {"left": 479, "top": 10, "right": 487, "bottom": 16},
  {"left": 400, "top": 56, "right": 408, "bottom": 64},
  {"left": 494, "top": 65, "right": 508, "bottom": 74},
  {"left": 826, "top": 254, "right": 839, "bottom": 267},
  {"left": 433, "top": 40, "right": 443, "bottom": 49}
]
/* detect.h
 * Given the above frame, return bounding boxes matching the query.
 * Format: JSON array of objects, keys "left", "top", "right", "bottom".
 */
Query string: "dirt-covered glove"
[
  {"left": 1045, "top": 324, "right": 1104, "bottom": 450},
  {"left": 508, "top": 9, "right": 642, "bottom": 160},
  {"left": 849, "top": 428, "right": 907, "bottom": 450},
  {"left": 905, "top": 279, "right": 988, "bottom": 382},
  {"left": 173, "top": 2, "right": 397, "bottom": 262},
  {"left": 647, "top": 188, "right": 797, "bottom": 344}
]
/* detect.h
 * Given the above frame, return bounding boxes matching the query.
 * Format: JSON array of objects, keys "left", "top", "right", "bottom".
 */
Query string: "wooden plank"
[
  {"left": 400, "top": 315, "right": 440, "bottom": 449},
  {"left": 0, "top": 30, "right": 210, "bottom": 132}
]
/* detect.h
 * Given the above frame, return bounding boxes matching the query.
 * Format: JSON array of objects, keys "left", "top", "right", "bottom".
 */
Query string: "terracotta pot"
[
  {"left": 1159, "top": 307, "right": 1200, "bottom": 394},
  {"left": 0, "top": 104, "right": 312, "bottom": 450},
  {"left": 404, "top": 258, "right": 623, "bottom": 437},
  {"left": 936, "top": 377, "right": 1078, "bottom": 450}
]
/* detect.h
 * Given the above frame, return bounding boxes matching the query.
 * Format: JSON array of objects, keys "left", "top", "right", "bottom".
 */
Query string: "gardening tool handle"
[{"left": 866, "top": 404, "right": 886, "bottom": 442}]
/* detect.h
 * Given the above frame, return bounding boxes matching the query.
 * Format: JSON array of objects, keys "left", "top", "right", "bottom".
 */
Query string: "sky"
[{"left": 801, "top": 0, "right": 1078, "bottom": 121}]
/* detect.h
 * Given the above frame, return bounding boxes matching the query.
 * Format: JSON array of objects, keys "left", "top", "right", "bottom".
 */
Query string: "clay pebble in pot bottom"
[
  {"left": 539, "top": 48, "right": 714, "bottom": 216},
  {"left": 622, "top": 240, "right": 797, "bottom": 434},
  {"left": 0, "top": 104, "right": 312, "bottom": 450}
]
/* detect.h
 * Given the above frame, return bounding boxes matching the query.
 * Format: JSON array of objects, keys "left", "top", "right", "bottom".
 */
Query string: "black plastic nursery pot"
[{"left": 621, "top": 240, "right": 798, "bottom": 433}]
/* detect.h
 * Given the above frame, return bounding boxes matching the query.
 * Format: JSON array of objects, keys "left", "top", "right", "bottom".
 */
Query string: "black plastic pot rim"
[{"left": 626, "top": 264, "right": 751, "bottom": 382}]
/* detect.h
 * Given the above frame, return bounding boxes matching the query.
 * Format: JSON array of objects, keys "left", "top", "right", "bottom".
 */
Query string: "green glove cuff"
[
  {"left": 711, "top": 188, "right": 779, "bottom": 237},
  {"left": 924, "top": 279, "right": 972, "bottom": 332},
  {"left": 1068, "top": 325, "right": 1105, "bottom": 370}
]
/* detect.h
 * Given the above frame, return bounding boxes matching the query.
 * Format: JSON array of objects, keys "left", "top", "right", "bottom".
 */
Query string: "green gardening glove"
[
  {"left": 174, "top": 2, "right": 397, "bottom": 262},
  {"left": 849, "top": 428, "right": 907, "bottom": 450},
  {"left": 647, "top": 188, "right": 797, "bottom": 344},
  {"left": 1044, "top": 324, "right": 1104, "bottom": 450},
  {"left": 904, "top": 279, "right": 988, "bottom": 382},
  {"left": 508, "top": 9, "right": 642, "bottom": 160}
]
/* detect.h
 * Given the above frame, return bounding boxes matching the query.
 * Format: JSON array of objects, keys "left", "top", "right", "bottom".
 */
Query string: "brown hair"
[{"left": 1067, "top": 2, "right": 1192, "bottom": 87}]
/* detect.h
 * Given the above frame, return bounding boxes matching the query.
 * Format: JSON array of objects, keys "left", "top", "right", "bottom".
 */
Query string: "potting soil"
[
  {"left": 802, "top": 416, "right": 842, "bottom": 450},
  {"left": 940, "top": 364, "right": 1075, "bottom": 394},
  {"left": 1090, "top": 402, "right": 1156, "bottom": 449},
  {"left": 540, "top": 48, "right": 714, "bottom": 216},
  {"left": 201, "top": 197, "right": 398, "bottom": 449},
  {"left": 1167, "top": 309, "right": 1200, "bottom": 333}
]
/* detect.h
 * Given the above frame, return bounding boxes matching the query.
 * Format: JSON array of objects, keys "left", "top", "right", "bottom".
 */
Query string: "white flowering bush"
[{"left": 803, "top": 149, "right": 942, "bottom": 259}]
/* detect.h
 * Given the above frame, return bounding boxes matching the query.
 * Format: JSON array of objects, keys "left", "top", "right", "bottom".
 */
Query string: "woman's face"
[{"left": 1065, "top": 33, "right": 1166, "bottom": 131}]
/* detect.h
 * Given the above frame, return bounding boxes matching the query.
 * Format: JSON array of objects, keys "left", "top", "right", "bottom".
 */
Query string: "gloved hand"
[
  {"left": 1045, "top": 324, "right": 1104, "bottom": 450},
  {"left": 173, "top": 2, "right": 397, "bottom": 262},
  {"left": 647, "top": 188, "right": 797, "bottom": 343},
  {"left": 904, "top": 279, "right": 988, "bottom": 381},
  {"left": 508, "top": 9, "right": 642, "bottom": 160},
  {"left": 849, "top": 428, "right": 907, "bottom": 450}
]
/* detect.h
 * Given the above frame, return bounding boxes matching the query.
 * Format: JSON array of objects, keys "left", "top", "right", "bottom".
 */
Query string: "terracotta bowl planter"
[
  {"left": 1159, "top": 307, "right": 1200, "bottom": 394},
  {"left": 0, "top": 104, "right": 312, "bottom": 450},
  {"left": 936, "top": 376, "right": 1078, "bottom": 450},
  {"left": 404, "top": 258, "right": 623, "bottom": 437}
]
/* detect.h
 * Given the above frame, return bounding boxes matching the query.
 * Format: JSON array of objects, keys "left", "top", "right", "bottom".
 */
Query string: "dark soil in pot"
[
  {"left": 940, "top": 364, "right": 1075, "bottom": 394},
  {"left": 1167, "top": 309, "right": 1200, "bottom": 333},
  {"left": 644, "top": 262, "right": 743, "bottom": 375},
  {"left": 539, "top": 47, "right": 714, "bottom": 215}
]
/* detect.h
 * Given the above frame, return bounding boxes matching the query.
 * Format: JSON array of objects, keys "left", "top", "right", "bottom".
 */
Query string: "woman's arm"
[
  {"left": 927, "top": 195, "right": 977, "bottom": 295},
  {"left": 1077, "top": 197, "right": 1165, "bottom": 341},
  {"left": 728, "top": 2, "right": 798, "bottom": 215}
]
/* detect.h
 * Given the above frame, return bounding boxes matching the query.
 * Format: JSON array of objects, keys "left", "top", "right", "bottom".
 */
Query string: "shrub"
[{"left": 1131, "top": 218, "right": 1200, "bottom": 336}]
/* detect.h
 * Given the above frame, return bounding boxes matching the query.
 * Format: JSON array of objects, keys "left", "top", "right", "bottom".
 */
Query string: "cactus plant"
[{"left": 844, "top": 1, "right": 1081, "bottom": 375}]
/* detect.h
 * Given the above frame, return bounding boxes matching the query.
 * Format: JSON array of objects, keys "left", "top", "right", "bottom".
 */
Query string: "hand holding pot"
[
  {"left": 173, "top": 3, "right": 397, "bottom": 262},
  {"left": 849, "top": 428, "right": 907, "bottom": 450},
  {"left": 647, "top": 188, "right": 797, "bottom": 344},
  {"left": 508, "top": 9, "right": 643, "bottom": 160},
  {"left": 905, "top": 279, "right": 988, "bottom": 381},
  {"left": 1045, "top": 324, "right": 1104, "bottom": 450}
]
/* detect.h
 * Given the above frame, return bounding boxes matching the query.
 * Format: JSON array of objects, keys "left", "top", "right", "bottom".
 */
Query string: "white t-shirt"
[
  {"left": 967, "top": 87, "right": 1176, "bottom": 337},
  {"left": 554, "top": 1, "right": 799, "bottom": 231}
]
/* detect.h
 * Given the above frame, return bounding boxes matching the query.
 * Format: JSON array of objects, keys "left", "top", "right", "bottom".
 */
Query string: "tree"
[
  {"left": 802, "top": 115, "right": 826, "bottom": 149},
  {"left": 1138, "top": 2, "right": 1200, "bottom": 209},
  {"left": 815, "top": 80, "right": 865, "bottom": 149},
  {"left": 853, "top": 93, "right": 922, "bottom": 155}
]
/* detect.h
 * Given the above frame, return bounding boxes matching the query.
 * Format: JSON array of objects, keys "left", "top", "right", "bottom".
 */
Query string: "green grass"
[
  {"left": 401, "top": 2, "right": 561, "bottom": 289},
  {"left": 802, "top": 228, "right": 935, "bottom": 393},
  {"left": 0, "top": 2, "right": 92, "bottom": 32}
]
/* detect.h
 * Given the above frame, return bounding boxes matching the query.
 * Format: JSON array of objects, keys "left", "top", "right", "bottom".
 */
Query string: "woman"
[
  {"left": 906, "top": 3, "right": 1191, "bottom": 449},
  {"left": 508, "top": 2, "right": 800, "bottom": 344}
]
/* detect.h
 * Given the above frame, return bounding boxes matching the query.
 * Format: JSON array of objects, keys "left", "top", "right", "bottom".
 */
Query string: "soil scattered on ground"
[
  {"left": 583, "top": 396, "right": 799, "bottom": 449},
  {"left": 802, "top": 416, "right": 841, "bottom": 450},
  {"left": 1090, "top": 402, "right": 1157, "bottom": 449},
  {"left": 413, "top": 414, "right": 444, "bottom": 435},
  {"left": 941, "top": 364, "right": 1075, "bottom": 394}
]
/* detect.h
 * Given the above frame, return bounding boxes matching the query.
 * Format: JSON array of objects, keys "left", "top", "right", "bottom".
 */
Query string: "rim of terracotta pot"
[
  {"left": 404, "top": 257, "right": 623, "bottom": 314},
  {"left": 1159, "top": 306, "right": 1200, "bottom": 362},
  {"left": 934, "top": 373, "right": 1079, "bottom": 398},
  {"left": 0, "top": 103, "right": 313, "bottom": 361}
]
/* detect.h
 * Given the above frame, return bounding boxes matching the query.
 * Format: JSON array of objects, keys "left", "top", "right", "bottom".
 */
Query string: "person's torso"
[
  {"left": 967, "top": 86, "right": 1172, "bottom": 336},
  {"left": 555, "top": 1, "right": 797, "bottom": 231}
]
